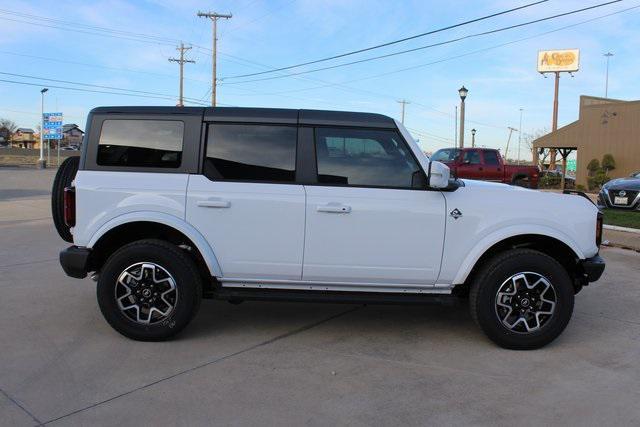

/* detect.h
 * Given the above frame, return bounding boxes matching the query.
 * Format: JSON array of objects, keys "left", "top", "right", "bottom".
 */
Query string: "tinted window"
[
  {"left": 431, "top": 148, "right": 460, "bottom": 162},
  {"left": 483, "top": 150, "right": 499, "bottom": 166},
  {"left": 463, "top": 150, "right": 481, "bottom": 164},
  {"left": 315, "top": 128, "right": 422, "bottom": 188},
  {"left": 204, "top": 124, "right": 297, "bottom": 182},
  {"left": 97, "top": 120, "right": 183, "bottom": 167}
]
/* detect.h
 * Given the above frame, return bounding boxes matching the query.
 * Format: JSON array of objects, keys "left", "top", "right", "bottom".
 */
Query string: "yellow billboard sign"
[{"left": 537, "top": 49, "right": 580, "bottom": 73}]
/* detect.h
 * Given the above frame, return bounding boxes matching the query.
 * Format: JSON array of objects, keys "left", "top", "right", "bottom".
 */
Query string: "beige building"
[
  {"left": 11, "top": 128, "right": 37, "bottom": 148},
  {"left": 533, "top": 95, "right": 640, "bottom": 188}
]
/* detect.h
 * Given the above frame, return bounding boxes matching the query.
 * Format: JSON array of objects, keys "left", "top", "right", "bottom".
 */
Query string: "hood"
[
  {"left": 461, "top": 179, "right": 528, "bottom": 191},
  {"left": 603, "top": 177, "right": 640, "bottom": 191}
]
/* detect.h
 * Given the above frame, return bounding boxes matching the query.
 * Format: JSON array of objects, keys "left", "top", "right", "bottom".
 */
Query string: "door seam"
[{"left": 300, "top": 185, "right": 308, "bottom": 281}]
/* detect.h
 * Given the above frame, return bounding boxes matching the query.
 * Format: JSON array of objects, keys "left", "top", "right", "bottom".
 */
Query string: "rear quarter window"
[{"left": 97, "top": 119, "right": 184, "bottom": 168}]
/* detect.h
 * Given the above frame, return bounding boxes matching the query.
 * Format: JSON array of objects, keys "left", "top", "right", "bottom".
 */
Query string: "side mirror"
[{"left": 428, "top": 161, "right": 451, "bottom": 189}]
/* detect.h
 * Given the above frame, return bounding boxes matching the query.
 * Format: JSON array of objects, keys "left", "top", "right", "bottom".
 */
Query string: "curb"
[{"left": 604, "top": 224, "right": 640, "bottom": 235}]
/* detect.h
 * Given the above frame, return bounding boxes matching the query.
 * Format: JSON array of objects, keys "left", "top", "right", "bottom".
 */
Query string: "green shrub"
[
  {"left": 601, "top": 153, "right": 616, "bottom": 173},
  {"left": 587, "top": 158, "right": 600, "bottom": 176},
  {"left": 540, "top": 174, "right": 561, "bottom": 188}
]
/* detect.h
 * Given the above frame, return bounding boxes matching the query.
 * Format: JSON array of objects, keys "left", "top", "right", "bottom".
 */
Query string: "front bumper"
[
  {"left": 580, "top": 254, "right": 605, "bottom": 283},
  {"left": 60, "top": 246, "right": 91, "bottom": 279}
]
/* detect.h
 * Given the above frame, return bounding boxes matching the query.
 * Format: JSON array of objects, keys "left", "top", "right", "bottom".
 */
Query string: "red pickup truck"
[{"left": 431, "top": 147, "right": 539, "bottom": 188}]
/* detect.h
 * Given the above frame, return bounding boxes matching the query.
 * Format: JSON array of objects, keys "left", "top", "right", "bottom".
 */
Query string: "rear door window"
[
  {"left": 483, "top": 150, "right": 500, "bottom": 165},
  {"left": 463, "top": 150, "right": 481, "bottom": 164},
  {"left": 97, "top": 119, "right": 184, "bottom": 168},
  {"left": 204, "top": 124, "right": 297, "bottom": 182}
]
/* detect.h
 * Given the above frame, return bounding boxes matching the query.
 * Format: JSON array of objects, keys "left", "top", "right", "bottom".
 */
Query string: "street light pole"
[
  {"left": 38, "top": 88, "right": 48, "bottom": 169},
  {"left": 458, "top": 86, "right": 468, "bottom": 149},
  {"left": 471, "top": 128, "right": 476, "bottom": 147},
  {"left": 604, "top": 52, "right": 613, "bottom": 98}
]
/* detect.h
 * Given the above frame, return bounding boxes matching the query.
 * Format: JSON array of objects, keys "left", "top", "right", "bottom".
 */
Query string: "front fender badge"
[{"left": 450, "top": 208, "right": 463, "bottom": 219}]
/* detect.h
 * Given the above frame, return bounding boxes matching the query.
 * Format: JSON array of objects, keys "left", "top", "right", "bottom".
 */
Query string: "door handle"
[
  {"left": 478, "top": 167, "right": 484, "bottom": 171},
  {"left": 317, "top": 203, "right": 351, "bottom": 214},
  {"left": 197, "top": 199, "right": 231, "bottom": 208}
]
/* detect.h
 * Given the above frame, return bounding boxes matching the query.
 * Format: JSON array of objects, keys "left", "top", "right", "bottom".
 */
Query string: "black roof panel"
[{"left": 89, "top": 106, "right": 395, "bottom": 128}]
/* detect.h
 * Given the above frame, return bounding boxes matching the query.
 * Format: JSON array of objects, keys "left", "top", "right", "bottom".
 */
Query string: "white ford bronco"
[{"left": 53, "top": 106, "right": 605, "bottom": 349}]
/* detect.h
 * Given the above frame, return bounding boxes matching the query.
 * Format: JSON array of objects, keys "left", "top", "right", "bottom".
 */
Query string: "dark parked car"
[{"left": 598, "top": 171, "right": 640, "bottom": 210}]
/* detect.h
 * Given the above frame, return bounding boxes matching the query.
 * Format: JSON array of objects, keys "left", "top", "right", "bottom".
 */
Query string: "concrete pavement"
[{"left": 1, "top": 168, "right": 640, "bottom": 426}]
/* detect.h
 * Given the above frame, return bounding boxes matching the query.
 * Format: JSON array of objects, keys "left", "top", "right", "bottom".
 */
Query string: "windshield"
[
  {"left": 432, "top": 148, "right": 460, "bottom": 162},
  {"left": 632, "top": 171, "right": 640, "bottom": 178}
]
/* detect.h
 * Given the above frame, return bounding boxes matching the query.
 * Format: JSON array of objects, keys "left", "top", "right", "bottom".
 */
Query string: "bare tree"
[
  {"left": 0, "top": 118, "right": 17, "bottom": 132},
  {"left": 0, "top": 118, "right": 17, "bottom": 144},
  {"left": 523, "top": 128, "right": 551, "bottom": 168}
]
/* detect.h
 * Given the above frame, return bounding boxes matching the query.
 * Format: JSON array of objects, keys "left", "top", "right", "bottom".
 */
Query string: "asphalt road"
[{"left": 1, "top": 167, "right": 640, "bottom": 426}]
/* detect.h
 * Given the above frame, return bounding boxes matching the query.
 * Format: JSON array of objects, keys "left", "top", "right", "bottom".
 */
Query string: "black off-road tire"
[
  {"left": 469, "top": 249, "right": 574, "bottom": 350},
  {"left": 51, "top": 156, "right": 80, "bottom": 242},
  {"left": 97, "top": 239, "right": 202, "bottom": 341},
  {"left": 512, "top": 176, "right": 530, "bottom": 188}
]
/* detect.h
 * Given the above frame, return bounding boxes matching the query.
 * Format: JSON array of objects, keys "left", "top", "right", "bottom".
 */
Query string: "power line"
[
  {"left": 0, "top": 72, "right": 209, "bottom": 105},
  {"left": 223, "top": 0, "right": 624, "bottom": 84},
  {"left": 0, "top": 8, "right": 180, "bottom": 45},
  {"left": 221, "top": 0, "right": 549, "bottom": 80},
  {"left": 0, "top": 78, "right": 206, "bottom": 104},
  {"left": 0, "top": 50, "right": 209, "bottom": 84},
  {"left": 0, "top": 15, "right": 178, "bottom": 46},
  {"left": 230, "top": 3, "right": 640, "bottom": 131}
]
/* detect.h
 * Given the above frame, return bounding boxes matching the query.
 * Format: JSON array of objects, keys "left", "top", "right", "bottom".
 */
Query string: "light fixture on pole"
[
  {"left": 458, "top": 86, "right": 468, "bottom": 148},
  {"left": 471, "top": 128, "right": 476, "bottom": 147},
  {"left": 38, "top": 88, "right": 48, "bottom": 169}
]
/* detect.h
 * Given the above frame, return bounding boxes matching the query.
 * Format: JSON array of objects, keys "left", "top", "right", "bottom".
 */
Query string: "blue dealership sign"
[
  {"left": 43, "top": 112, "right": 63, "bottom": 139},
  {"left": 43, "top": 112, "right": 63, "bottom": 128}
]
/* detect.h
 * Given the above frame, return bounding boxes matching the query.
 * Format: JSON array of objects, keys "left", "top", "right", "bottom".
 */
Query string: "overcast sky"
[{"left": 1, "top": 0, "right": 638, "bottom": 156}]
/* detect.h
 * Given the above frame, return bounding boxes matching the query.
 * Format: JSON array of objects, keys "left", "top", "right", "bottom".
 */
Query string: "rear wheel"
[
  {"left": 51, "top": 156, "right": 79, "bottom": 242},
  {"left": 512, "top": 175, "right": 530, "bottom": 188},
  {"left": 470, "top": 249, "right": 574, "bottom": 350},
  {"left": 97, "top": 239, "right": 202, "bottom": 341}
]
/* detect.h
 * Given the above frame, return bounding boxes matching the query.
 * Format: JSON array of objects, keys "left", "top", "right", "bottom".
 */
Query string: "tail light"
[
  {"left": 595, "top": 211, "right": 603, "bottom": 247},
  {"left": 64, "top": 187, "right": 76, "bottom": 227}
]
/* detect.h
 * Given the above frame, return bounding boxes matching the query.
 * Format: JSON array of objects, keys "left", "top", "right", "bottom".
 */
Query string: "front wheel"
[
  {"left": 97, "top": 239, "right": 202, "bottom": 341},
  {"left": 469, "top": 249, "right": 574, "bottom": 350}
]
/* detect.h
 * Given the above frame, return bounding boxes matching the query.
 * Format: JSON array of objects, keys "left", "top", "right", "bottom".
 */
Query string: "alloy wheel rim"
[
  {"left": 115, "top": 262, "right": 178, "bottom": 325},
  {"left": 494, "top": 272, "right": 557, "bottom": 334}
]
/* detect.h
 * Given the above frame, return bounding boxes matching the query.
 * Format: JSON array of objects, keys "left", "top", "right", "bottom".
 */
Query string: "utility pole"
[
  {"left": 604, "top": 52, "right": 614, "bottom": 98},
  {"left": 397, "top": 99, "right": 410, "bottom": 124},
  {"left": 169, "top": 42, "right": 196, "bottom": 107},
  {"left": 505, "top": 127, "right": 518, "bottom": 161},
  {"left": 197, "top": 11, "right": 232, "bottom": 107},
  {"left": 517, "top": 108, "right": 523, "bottom": 165}
]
